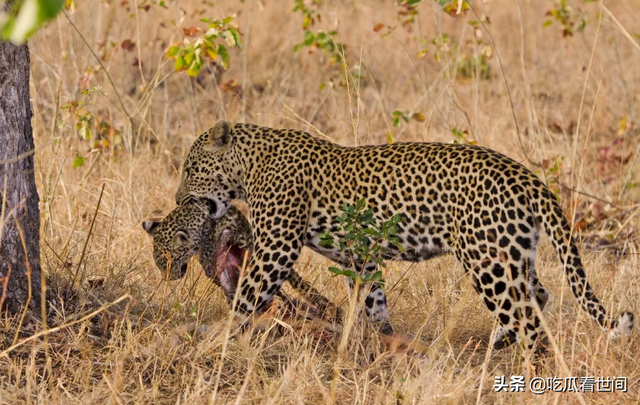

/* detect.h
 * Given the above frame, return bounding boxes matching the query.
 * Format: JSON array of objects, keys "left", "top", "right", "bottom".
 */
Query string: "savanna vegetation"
[{"left": 1, "top": 0, "right": 639, "bottom": 403}]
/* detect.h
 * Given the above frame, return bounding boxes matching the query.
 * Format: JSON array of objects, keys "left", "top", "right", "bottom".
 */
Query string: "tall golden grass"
[{"left": 1, "top": 0, "right": 639, "bottom": 403}]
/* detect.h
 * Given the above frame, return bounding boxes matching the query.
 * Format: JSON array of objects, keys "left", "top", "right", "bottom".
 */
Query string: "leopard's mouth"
[{"left": 214, "top": 242, "right": 250, "bottom": 299}]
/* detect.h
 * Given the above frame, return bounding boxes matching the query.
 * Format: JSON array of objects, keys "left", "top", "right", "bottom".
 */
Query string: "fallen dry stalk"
[{"left": 1, "top": 294, "right": 131, "bottom": 357}]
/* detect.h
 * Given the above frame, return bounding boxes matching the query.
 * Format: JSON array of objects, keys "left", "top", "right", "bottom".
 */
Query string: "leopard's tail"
[{"left": 528, "top": 181, "right": 633, "bottom": 339}]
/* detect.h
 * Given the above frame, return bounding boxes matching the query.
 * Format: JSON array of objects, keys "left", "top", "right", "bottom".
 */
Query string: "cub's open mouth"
[{"left": 214, "top": 241, "right": 250, "bottom": 297}]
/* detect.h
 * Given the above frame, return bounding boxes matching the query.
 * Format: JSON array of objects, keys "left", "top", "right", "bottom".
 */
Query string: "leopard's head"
[
  {"left": 142, "top": 201, "right": 253, "bottom": 301},
  {"left": 175, "top": 121, "right": 242, "bottom": 219}
]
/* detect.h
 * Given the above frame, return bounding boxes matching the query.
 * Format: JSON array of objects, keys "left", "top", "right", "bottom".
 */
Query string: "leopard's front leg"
[{"left": 232, "top": 211, "right": 307, "bottom": 324}]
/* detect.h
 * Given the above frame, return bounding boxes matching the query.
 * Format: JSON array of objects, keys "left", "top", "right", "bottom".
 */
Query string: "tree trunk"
[{"left": 0, "top": 41, "right": 42, "bottom": 314}]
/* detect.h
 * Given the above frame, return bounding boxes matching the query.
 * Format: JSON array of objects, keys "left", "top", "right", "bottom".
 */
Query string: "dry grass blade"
[
  {"left": 1, "top": 294, "right": 131, "bottom": 358},
  {"left": 2, "top": 0, "right": 638, "bottom": 403},
  {"left": 71, "top": 183, "right": 105, "bottom": 288}
]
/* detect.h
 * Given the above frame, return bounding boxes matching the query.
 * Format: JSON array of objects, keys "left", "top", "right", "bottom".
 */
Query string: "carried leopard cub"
[
  {"left": 175, "top": 120, "right": 633, "bottom": 353},
  {"left": 142, "top": 200, "right": 341, "bottom": 318}
]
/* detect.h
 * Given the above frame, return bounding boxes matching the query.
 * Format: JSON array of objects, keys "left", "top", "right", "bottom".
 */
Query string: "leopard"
[
  {"left": 142, "top": 199, "right": 341, "bottom": 319},
  {"left": 174, "top": 120, "right": 633, "bottom": 353}
]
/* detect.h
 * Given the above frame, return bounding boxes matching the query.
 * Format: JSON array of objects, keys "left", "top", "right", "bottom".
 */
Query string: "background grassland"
[{"left": 1, "top": 0, "right": 640, "bottom": 403}]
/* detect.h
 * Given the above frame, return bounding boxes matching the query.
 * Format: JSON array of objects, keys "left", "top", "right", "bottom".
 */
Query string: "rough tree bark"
[{"left": 0, "top": 41, "right": 42, "bottom": 314}]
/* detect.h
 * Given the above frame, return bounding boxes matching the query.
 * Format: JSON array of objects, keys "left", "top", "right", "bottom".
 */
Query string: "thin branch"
[
  {"left": 0, "top": 148, "right": 35, "bottom": 165},
  {"left": 602, "top": 5, "right": 640, "bottom": 54},
  {"left": 470, "top": 4, "right": 541, "bottom": 167},
  {"left": 71, "top": 184, "right": 105, "bottom": 287},
  {"left": 0, "top": 294, "right": 132, "bottom": 358},
  {"left": 11, "top": 215, "right": 33, "bottom": 346},
  {"left": 62, "top": 10, "right": 131, "bottom": 121},
  {"left": 570, "top": 4, "right": 602, "bottom": 189},
  {"left": 556, "top": 181, "right": 621, "bottom": 210}
]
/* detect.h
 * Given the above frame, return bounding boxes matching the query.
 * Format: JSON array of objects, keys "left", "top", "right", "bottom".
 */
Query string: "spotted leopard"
[
  {"left": 142, "top": 199, "right": 341, "bottom": 318},
  {"left": 174, "top": 121, "right": 633, "bottom": 352}
]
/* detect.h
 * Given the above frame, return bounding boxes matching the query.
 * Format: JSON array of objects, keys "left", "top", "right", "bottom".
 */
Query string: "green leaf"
[
  {"left": 218, "top": 44, "right": 230, "bottom": 69},
  {"left": 303, "top": 30, "right": 315, "bottom": 46},
  {"left": 1, "top": 0, "right": 65, "bottom": 43},
  {"left": 228, "top": 27, "right": 243, "bottom": 50},
  {"left": 183, "top": 49, "right": 195, "bottom": 65},
  {"left": 73, "top": 154, "right": 85, "bottom": 169},
  {"left": 187, "top": 60, "right": 202, "bottom": 77},
  {"left": 174, "top": 56, "right": 187, "bottom": 71},
  {"left": 319, "top": 238, "right": 334, "bottom": 248},
  {"left": 204, "top": 43, "right": 218, "bottom": 60},
  {"left": 328, "top": 267, "right": 343, "bottom": 275},
  {"left": 166, "top": 45, "right": 181, "bottom": 58},
  {"left": 316, "top": 32, "right": 328, "bottom": 44},
  {"left": 342, "top": 270, "right": 357, "bottom": 279}
]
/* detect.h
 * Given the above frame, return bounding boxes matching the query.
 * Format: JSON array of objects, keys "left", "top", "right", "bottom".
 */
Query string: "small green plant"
[
  {"left": 451, "top": 127, "right": 477, "bottom": 145},
  {"left": 436, "top": 0, "right": 470, "bottom": 16},
  {"left": 72, "top": 152, "right": 85, "bottom": 169},
  {"left": 165, "top": 16, "right": 243, "bottom": 77},
  {"left": 60, "top": 84, "right": 124, "bottom": 153},
  {"left": 539, "top": 155, "right": 566, "bottom": 199},
  {"left": 396, "top": 0, "right": 422, "bottom": 27},
  {"left": 293, "top": 0, "right": 320, "bottom": 29},
  {"left": 392, "top": 110, "right": 425, "bottom": 128},
  {"left": 294, "top": 30, "right": 345, "bottom": 64},
  {"left": 291, "top": 1, "right": 348, "bottom": 91},
  {"left": 396, "top": 0, "right": 470, "bottom": 28},
  {"left": 319, "top": 198, "right": 404, "bottom": 289},
  {"left": 431, "top": 33, "right": 454, "bottom": 63},
  {"left": 543, "top": 0, "right": 591, "bottom": 37},
  {"left": 430, "top": 29, "right": 493, "bottom": 81},
  {"left": 387, "top": 110, "right": 425, "bottom": 143},
  {"left": 292, "top": 0, "right": 346, "bottom": 65}
]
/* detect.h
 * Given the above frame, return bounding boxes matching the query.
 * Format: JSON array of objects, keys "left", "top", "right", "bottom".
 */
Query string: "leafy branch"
[
  {"left": 319, "top": 198, "right": 404, "bottom": 288},
  {"left": 0, "top": 0, "right": 68, "bottom": 43},
  {"left": 292, "top": 0, "right": 346, "bottom": 65},
  {"left": 165, "top": 16, "right": 243, "bottom": 77},
  {"left": 543, "top": 0, "right": 593, "bottom": 37}
]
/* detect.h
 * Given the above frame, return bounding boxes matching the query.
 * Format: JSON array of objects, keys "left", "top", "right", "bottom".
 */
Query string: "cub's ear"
[
  {"left": 203, "top": 120, "right": 231, "bottom": 150},
  {"left": 142, "top": 221, "right": 160, "bottom": 234},
  {"left": 172, "top": 230, "right": 190, "bottom": 246}
]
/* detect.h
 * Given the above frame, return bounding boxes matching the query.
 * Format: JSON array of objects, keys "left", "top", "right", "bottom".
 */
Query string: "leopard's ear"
[
  {"left": 142, "top": 221, "right": 160, "bottom": 234},
  {"left": 172, "top": 230, "right": 190, "bottom": 246},
  {"left": 202, "top": 120, "right": 231, "bottom": 150}
]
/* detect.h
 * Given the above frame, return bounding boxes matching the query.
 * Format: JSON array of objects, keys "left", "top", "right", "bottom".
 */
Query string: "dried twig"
[{"left": 0, "top": 294, "right": 131, "bottom": 358}]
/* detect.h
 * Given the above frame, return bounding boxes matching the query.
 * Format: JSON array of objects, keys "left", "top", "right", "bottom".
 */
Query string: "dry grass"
[{"left": 1, "top": 0, "right": 640, "bottom": 403}]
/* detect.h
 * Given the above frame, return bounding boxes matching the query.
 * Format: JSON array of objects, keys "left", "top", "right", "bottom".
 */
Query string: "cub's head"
[
  {"left": 142, "top": 201, "right": 253, "bottom": 300},
  {"left": 175, "top": 120, "right": 240, "bottom": 219}
]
